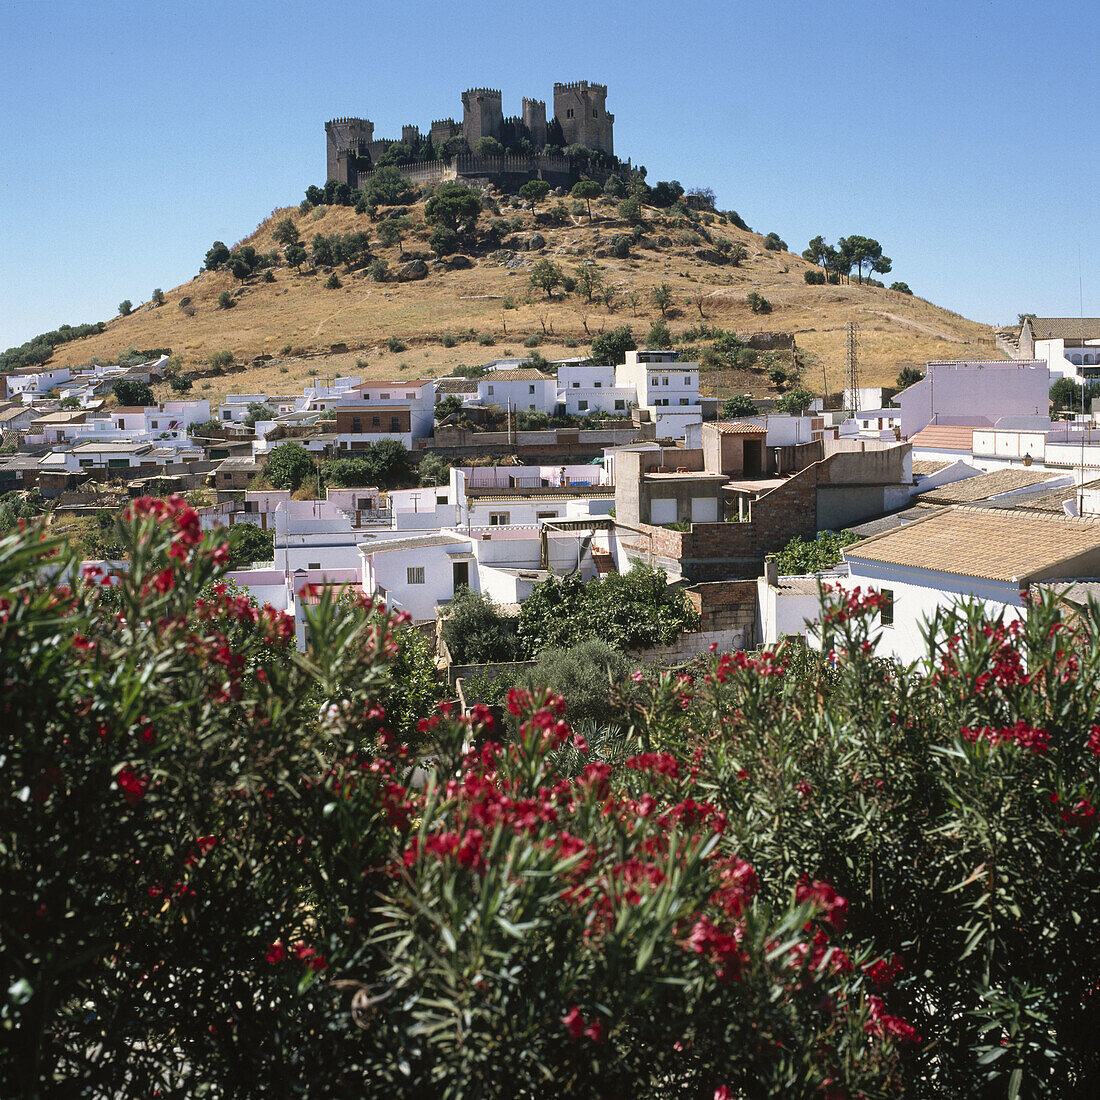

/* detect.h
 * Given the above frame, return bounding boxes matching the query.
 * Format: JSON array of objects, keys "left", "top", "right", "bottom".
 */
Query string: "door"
[
  {"left": 743, "top": 440, "right": 762, "bottom": 476},
  {"left": 452, "top": 560, "right": 469, "bottom": 591}
]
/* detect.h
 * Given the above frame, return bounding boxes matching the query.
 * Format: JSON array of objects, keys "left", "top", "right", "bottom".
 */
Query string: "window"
[
  {"left": 614, "top": 399, "right": 625, "bottom": 411},
  {"left": 566, "top": 108, "right": 574, "bottom": 118},
  {"left": 357, "top": 497, "right": 373, "bottom": 510},
  {"left": 372, "top": 416, "right": 380, "bottom": 427},
  {"left": 662, "top": 377, "right": 669, "bottom": 386},
  {"left": 528, "top": 385, "right": 535, "bottom": 393},
  {"left": 380, "top": 393, "right": 389, "bottom": 400},
  {"left": 685, "top": 376, "right": 693, "bottom": 385},
  {"left": 406, "top": 392, "right": 416, "bottom": 398},
  {"left": 436, "top": 494, "right": 447, "bottom": 505},
  {"left": 571, "top": 381, "right": 580, "bottom": 388},
  {"left": 487, "top": 385, "right": 494, "bottom": 395},
  {"left": 352, "top": 417, "right": 362, "bottom": 432},
  {"left": 578, "top": 400, "right": 589, "bottom": 411},
  {"left": 594, "top": 381, "right": 602, "bottom": 388},
  {"left": 489, "top": 512, "right": 510, "bottom": 525},
  {"left": 407, "top": 566, "right": 425, "bottom": 584},
  {"left": 537, "top": 510, "right": 559, "bottom": 520},
  {"left": 222, "top": 473, "right": 232, "bottom": 482},
  {"left": 308, "top": 562, "right": 321, "bottom": 570},
  {"left": 222, "top": 411, "right": 232, "bottom": 420},
  {"left": 592, "top": 108, "right": 598, "bottom": 117},
  {"left": 390, "top": 417, "right": 400, "bottom": 430},
  {"left": 880, "top": 589, "right": 894, "bottom": 626},
  {"left": 528, "top": 404, "right": 536, "bottom": 410},
  {"left": 679, "top": 398, "right": 689, "bottom": 406}
]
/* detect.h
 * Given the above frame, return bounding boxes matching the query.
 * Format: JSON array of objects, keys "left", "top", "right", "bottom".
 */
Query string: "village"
[{"left": 3, "top": 314, "right": 1100, "bottom": 676}]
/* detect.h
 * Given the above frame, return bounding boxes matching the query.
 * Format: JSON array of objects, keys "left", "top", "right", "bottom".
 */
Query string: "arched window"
[
  {"left": 1072, "top": 355, "right": 1083, "bottom": 365},
  {"left": 1085, "top": 355, "right": 1095, "bottom": 366}
]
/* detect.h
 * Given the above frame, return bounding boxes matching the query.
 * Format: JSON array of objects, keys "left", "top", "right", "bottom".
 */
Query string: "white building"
[
  {"left": 1019, "top": 317, "right": 1100, "bottom": 384},
  {"left": 476, "top": 368, "right": 558, "bottom": 415},
  {"left": 615, "top": 350, "right": 702, "bottom": 439},
  {"left": 896, "top": 360, "right": 1049, "bottom": 440},
  {"left": 557, "top": 361, "right": 635, "bottom": 416},
  {"left": 334, "top": 378, "right": 436, "bottom": 449}
]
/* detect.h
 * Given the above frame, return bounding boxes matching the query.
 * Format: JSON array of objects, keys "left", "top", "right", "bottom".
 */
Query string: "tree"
[
  {"left": 285, "top": 243, "right": 307, "bottom": 272},
  {"left": 617, "top": 195, "right": 645, "bottom": 225},
  {"left": 361, "top": 165, "right": 415, "bottom": 207},
  {"left": 226, "top": 522, "right": 274, "bottom": 569},
  {"left": 625, "top": 290, "right": 641, "bottom": 317},
  {"left": 775, "top": 386, "right": 813, "bottom": 414},
  {"left": 723, "top": 394, "right": 759, "bottom": 418},
  {"left": 59, "top": 395, "right": 83, "bottom": 410},
  {"left": 763, "top": 232, "right": 787, "bottom": 252},
  {"left": 368, "top": 258, "right": 389, "bottom": 282},
  {"left": 362, "top": 438, "right": 412, "bottom": 489},
  {"left": 228, "top": 255, "right": 252, "bottom": 283},
  {"left": 768, "top": 366, "right": 789, "bottom": 389},
  {"left": 518, "top": 180, "right": 550, "bottom": 210},
  {"left": 244, "top": 402, "right": 274, "bottom": 427},
  {"left": 441, "top": 587, "right": 520, "bottom": 663},
  {"left": 152, "top": 288, "right": 165, "bottom": 307},
  {"left": 746, "top": 291, "right": 772, "bottom": 314},
  {"left": 273, "top": 217, "right": 300, "bottom": 246},
  {"left": 375, "top": 217, "right": 411, "bottom": 250},
  {"left": 325, "top": 272, "right": 342, "bottom": 290},
  {"left": 418, "top": 451, "right": 450, "bottom": 486},
  {"left": 217, "top": 290, "right": 235, "bottom": 310},
  {"left": 890, "top": 281, "right": 913, "bottom": 295},
  {"left": 429, "top": 226, "right": 460, "bottom": 256},
  {"left": 729, "top": 242, "right": 748, "bottom": 267},
  {"left": 204, "top": 240, "right": 230, "bottom": 270},
  {"left": 836, "top": 235, "right": 890, "bottom": 286},
  {"left": 311, "top": 234, "right": 335, "bottom": 267},
  {"left": 1050, "top": 376, "right": 1084, "bottom": 413},
  {"left": 528, "top": 258, "right": 565, "bottom": 298},
  {"left": 118, "top": 300, "right": 132, "bottom": 317},
  {"left": 590, "top": 325, "right": 636, "bottom": 366},
  {"left": 650, "top": 283, "right": 673, "bottom": 318},
  {"left": 474, "top": 136, "right": 505, "bottom": 157},
  {"left": 265, "top": 442, "right": 315, "bottom": 490},
  {"left": 425, "top": 183, "right": 482, "bottom": 234},
  {"left": 571, "top": 180, "right": 602, "bottom": 221},
  {"left": 896, "top": 365, "right": 925, "bottom": 390},
  {"left": 168, "top": 375, "right": 193, "bottom": 393},
  {"left": 574, "top": 262, "right": 603, "bottom": 303},
  {"left": 112, "top": 379, "right": 153, "bottom": 406},
  {"left": 645, "top": 320, "right": 672, "bottom": 349},
  {"left": 435, "top": 394, "right": 463, "bottom": 421}
]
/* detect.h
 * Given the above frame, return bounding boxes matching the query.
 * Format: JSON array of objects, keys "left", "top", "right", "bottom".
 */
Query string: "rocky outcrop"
[{"left": 397, "top": 259, "right": 429, "bottom": 282}]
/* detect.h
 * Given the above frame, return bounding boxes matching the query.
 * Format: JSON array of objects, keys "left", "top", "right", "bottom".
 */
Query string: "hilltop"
[{"left": 39, "top": 190, "right": 1002, "bottom": 406}]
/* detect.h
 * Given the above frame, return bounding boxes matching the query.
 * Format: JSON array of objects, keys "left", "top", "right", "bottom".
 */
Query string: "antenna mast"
[{"left": 844, "top": 321, "right": 861, "bottom": 416}]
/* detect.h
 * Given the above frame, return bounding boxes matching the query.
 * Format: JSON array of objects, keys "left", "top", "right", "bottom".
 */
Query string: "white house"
[
  {"left": 476, "top": 368, "right": 558, "bottom": 415},
  {"left": 557, "top": 361, "right": 635, "bottom": 416},
  {"left": 218, "top": 394, "right": 269, "bottom": 423},
  {"left": 334, "top": 378, "right": 436, "bottom": 449},
  {"left": 1019, "top": 317, "right": 1100, "bottom": 383},
  {"left": 835, "top": 506, "right": 1100, "bottom": 664},
  {"left": 615, "top": 350, "right": 702, "bottom": 439},
  {"left": 896, "top": 360, "right": 1049, "bottom": 440}
]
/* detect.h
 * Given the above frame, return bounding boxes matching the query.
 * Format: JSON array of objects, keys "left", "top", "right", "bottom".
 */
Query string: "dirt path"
[{"left": 864, "top": 309, "right": 969, "bottom": 343}]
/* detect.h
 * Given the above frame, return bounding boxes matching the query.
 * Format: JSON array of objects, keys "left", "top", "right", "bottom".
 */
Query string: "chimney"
[{"left": 764, "top": 554, "right": 778, "bottom": 587}]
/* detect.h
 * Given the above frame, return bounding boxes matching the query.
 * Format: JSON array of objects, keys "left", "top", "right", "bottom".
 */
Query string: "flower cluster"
[
  {"left": 961, "top": 721, "right": 1049, "bottom": 756},
  {"left": 561, "top": 1006, "right": 604, "bottom": 1043}
]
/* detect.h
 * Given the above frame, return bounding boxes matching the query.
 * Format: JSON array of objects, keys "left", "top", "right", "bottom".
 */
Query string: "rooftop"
[
  {"left": 357, "top": 532, "right": 472, "bottom": 554},
  {"left": 911, "top": 459, "right": 953, "bottom": 476},
  {"left": 435, "top": 379, "right": 479, "bottom": 394},
  {"left": 712, "top": 421, "right": 767, "bottom": 435},
  {"left": 349, "top": 379, "right": 432, "bottom": 390},
  {"left": 845, "top": 505, "right": 1100, "bottom": 583},
  {"left": 71, "top": 441, "right": 153, "bottom": 454},
  {"left": 468, "top": 485, "right": 615, "bottom": 500},
  {"left": 908, "top": 425, "right": 977, "bottom": 451},
  {"left": 1023, "top": 317, "right": 1100, "bottom": 341},
  {"left": 915, "top": 467, "right": 1056, "bottom": 505},
  {"left": 480, "top": 368, "right": 554, "bottom": 381}
]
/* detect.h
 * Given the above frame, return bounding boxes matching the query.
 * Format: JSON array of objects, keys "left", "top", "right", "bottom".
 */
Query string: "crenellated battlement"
[{"left": 326, "top": 81, "right": 614, "bottom": 187}]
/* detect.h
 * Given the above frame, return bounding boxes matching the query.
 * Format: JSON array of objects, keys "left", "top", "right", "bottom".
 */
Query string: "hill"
[{"left": 40, "top": 191, "right": 1003, "bottom": 406}]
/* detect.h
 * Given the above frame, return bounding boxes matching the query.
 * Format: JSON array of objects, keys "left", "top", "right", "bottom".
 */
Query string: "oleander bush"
[{"left": 3, "top": 506, "right": 1100, "bottom": 1097}]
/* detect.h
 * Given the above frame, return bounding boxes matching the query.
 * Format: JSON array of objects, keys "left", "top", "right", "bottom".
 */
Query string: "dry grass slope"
[{"left": 47, "top": 195, "right": 1003, "bottom": 407}]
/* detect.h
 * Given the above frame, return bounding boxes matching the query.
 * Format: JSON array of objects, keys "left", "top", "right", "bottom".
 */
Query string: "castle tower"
[
  {"left": 552, "top": 82, "right": 613, "bottom": 155},
  {"left": 325, "top": 117, "right": 374, "bottom": 185},
  {"left": 401, "top": 124, "right": 423, "bottom": 152},
  {"left": 461, "top": 88, "right": 503, "bottom": 148},
  {"left": 522, "top": 97, "right": 547, "bottom": 149}
]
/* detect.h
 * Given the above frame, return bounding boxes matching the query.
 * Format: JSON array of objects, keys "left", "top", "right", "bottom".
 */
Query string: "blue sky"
[{"left": 1, "top": 0, "right": 1097, "bottom": 350}]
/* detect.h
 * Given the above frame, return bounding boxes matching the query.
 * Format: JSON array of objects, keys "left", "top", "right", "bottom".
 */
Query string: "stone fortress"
[{"left": 326, "top": 81, "right": 615, "bottom": 192}]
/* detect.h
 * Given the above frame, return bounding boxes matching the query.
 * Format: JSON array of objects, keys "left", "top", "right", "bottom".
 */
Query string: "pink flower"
[
  {"left": 117, "top": 767, "right": 149, "bottom": 806},
  {"left": 714, "top": 1089, "right": 733, "bottom": 1100},
  {"left": 562, "top": 1006, "right": 585, "bottom": 1040},
  {"left": 264, "top": 941, "right": 285, "bottom": 964}
]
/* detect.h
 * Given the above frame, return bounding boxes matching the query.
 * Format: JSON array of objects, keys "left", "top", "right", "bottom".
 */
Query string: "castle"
[{"left": 326, "top": 81, "right": 614, "bottom": 191}]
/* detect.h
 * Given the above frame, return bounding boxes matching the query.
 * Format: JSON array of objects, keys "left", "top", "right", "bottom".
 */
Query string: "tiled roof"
[
  {"left": 911, "top": 460, "right": 952, "bottom": 476},
  {"left": 481, "top": 369, "right": 553, "bottom": 381},
  {"left": 844, "top": 505, "right": 1100, "bottom": 583},
  {"left": 713, "top": 421, "right": 767, "bottom": 435},
  {"left": 350, "top": 379, "right": 432, "bottom": 390},
  {"left": 1024, "top": 318, "right": 1100, "bottom": 341},
  {"left": 435, "top": 379, "right": 478, "bottom": 394},
  {"left": 908, "top": 425, "right": 976, "bottom": 451},
  {"left": 916, "top": 468, "right": 1055, "bottom": 505},
  {"left": 988, "top": 476, "right": 1100, "bottom": 515}
]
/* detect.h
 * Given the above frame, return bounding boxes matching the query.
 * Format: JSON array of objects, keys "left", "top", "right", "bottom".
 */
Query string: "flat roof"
[{"left": 844, "top": 505, "right": 1100, "bottom": 583}]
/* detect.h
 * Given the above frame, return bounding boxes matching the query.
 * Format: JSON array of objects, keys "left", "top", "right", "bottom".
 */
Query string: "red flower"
[
  {"left": 714, "top": 1089, "right": 733, "bottom": 1100},
  {"left": 117, "top": 767, "right": 149, "bottom": 807},
  {"left": 795, "top": 878, "right": 848, "bottom": 930},
  {"left": 264, "top": 941, "right": 285, "bottom": 964},
  {"left": 562, "top": 1006, "right": 585, "bottom": 1040},
  {"left": 584, "top": 1019, "right": 605, "bottom": 1043},
  {"left": 152, "top": 568, "right": 175, "bottom": 594}
]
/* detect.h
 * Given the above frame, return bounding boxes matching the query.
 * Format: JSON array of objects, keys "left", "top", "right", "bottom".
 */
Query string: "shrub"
[
  {"left": 325, "top": 272, "right": 342, "bottom": 290},
  {"left": 890, "top": 281, "right": 913, "bottom": 295},
  {"left": 722, "top": 394, "right": 759, "bottom": 418},
  {"left": 111, "top": 379, "right": 153, "bottom": 406},
  {"left": 804, "top": 269, "right": 826, "bottom": 285},
  {"left": 226, "top": 521, "right": 274, "bottom": 569},
  {"left": 167, "top": 374, "right": 193, "bottom": 393},
  {"left": 523, "top": 333, "right": 541, "bottom": 348},
  {"left": 118, "top": 299, "right": 132, "bottom": 316},
  {"left": 590, "top": 325, "right": 636, "bottom": 366},
  {"left": 429, "top": 226, "right": 460, "bottom": 256},
  {"left": 368, "top": 258, "right": 389, "bottom": 282},
  {"left": 441, "top": 332, "right": 457, "bottom": 348},
  {"left": 645, "top": 320, "right": 672, "bottom": 349},
  {"left": 151, "top": 288, "right": 165, "bottom": 306},
  {"left": 323, "top": 440, "right": 412, "bottom": 490},
  {"left": 763, "top": 232, "right": 787, "bottom": 251},
  {"left": 417, "top": 451, "right": 449, "bottom": 486},
  {"left": 772, "top": 529, "right": 859, "bottom": 574},
  {"left": 610, "top": 234, "right": 631, "bottom": 258},
  {"left": 746, "top": 292, "right": 772, "bottom": 314},
  {"left": 441, "top": 587, "right": 521, "bottom": 663},
  {"left": 519, "top": 637, "right": 631, "bottom": 726},
  {"left": 218, "top": 290, "right": 235, "bottom": 310},
  {"left": 244, "top": 402, "right": 274, "bottom": 428},
  {"left": 208, "top": 350, "right": 234, "bottom": 372},
  {"left": 386, "top": 336, "right": 406, "bottom": 353},
  {"left": 477, "top": 332, "right": 495, "bottom": 347}
]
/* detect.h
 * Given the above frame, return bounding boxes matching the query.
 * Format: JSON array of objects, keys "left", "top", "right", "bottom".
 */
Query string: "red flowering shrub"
[{"left": 3, "top": 507, "right": 1100, "bottom": 1097}]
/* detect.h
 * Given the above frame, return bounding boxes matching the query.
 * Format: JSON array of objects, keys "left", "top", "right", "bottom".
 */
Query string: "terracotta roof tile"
[
  {"left": 713, "top": 421, "right": 767, "bottom": 435},
  {"left": 908, "top": 425, "right": 976, "bottom": 450},
  {"left": 916, "top": 468, "right": 1055, "bottom": 505}
]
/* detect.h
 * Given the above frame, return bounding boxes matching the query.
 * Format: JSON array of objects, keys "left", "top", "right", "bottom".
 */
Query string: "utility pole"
[{"left": 845, "top": 322, "right": 861, "bottom": 417}]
